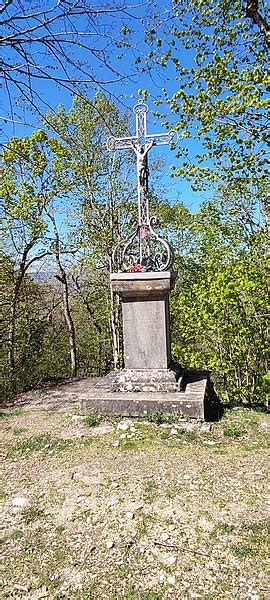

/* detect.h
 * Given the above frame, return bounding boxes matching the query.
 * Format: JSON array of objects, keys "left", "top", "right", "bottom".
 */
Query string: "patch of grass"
[
  {"left": 141, "top": 592, "right": 163, "bottom": 600},
  {"left": 35, "top": 389, "right": 47, "bottom": 396},
  {"left": 81, "top": 435, "right": 93, "bottom": 447},
  {"left": 230, "top": 522, "right": 268, "bottom": 560},
  {"left": 83, "top": 413, "right": 101, "bottom": 427},
  {"left": 212, "top": 446, "right": 227, "bottom": 455},
  {"left": 146, "top": 412, "right": 174, "bottom": 425},
  {"left": 8, "top": 433, "right": 72, "bottom": 456},
  {"left": 13, "top": 427, "right": 27, "bottom": 436},
  {"left": 71, "top": 582, "right": 96, "bottom": 598},
  {"left": 232, "top": 544, "right": 254, "bottom": 558},
  {"left": 143, "top": 478, "right": 158, "bottom": 503},
  {"left": 135, "top": 513, "right": 155, "bottom": 537},
  {"left": 107, "top": 415, "right": 122, "bottom": 425},
  {"left": 21, "top": 506, "right": 45, "bottom": 524},
  {"left": 36, "top": 573, "right": 61, "bottom": 592},
  {"left": 11, "top": 529, "right": 24, "bottom": 540},
  {"left": 210, "top": 521, "right": 235, "bottom": 540},
  {"left": 242, "top": 522, "right": 268, "bottom": 548},
  {"left": 115, "top": 564, "right": 132, "bottom": 579},
  {"left": 165, "top": 485, "right": 178, "bottom": 499},
  {"left": 116, "top": 588, "right": 163, "bottom": 600},
  {"left": 218, "top": 522, "right": 235, "bottom": 534},
  {"left": 53, "top": 546, "right": 66, "bottom": 561},
  {"left": 120, "top": 438, "right": 140, "bottom": 451},
  {"left": 177, "top": 429, "right": 198, "bottom": 441},
  {"left": 74, "top": 508, "right": 92, "bottom": 523},
  {"left": 55, "top": 525, "right": 65, "bottom": 534},
  {"left": 245, "top": 522, "right": 268, "bottom": 535},
  {"left": 223, "top": 424, "right": 246, "bottom": 438},
  {"left": 160, "top": 427, "right": 199, "bottom": 447},
  {"left": 0, "top": 408, "right": 24, "bottom": 420}
]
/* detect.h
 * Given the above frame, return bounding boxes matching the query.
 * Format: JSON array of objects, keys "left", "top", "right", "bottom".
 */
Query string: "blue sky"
[{"left": 1, "top": 0, "right": 213, "bottom": 213}]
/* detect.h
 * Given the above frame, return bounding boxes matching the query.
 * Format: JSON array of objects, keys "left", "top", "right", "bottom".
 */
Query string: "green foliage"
[
  {"left": 223, "top": 424, "right": 246, "bottom": 438},
  {"left": 1, "top": 93, "right": 132, "bottom": 400},
  {"left": 146, "top": 0, "right": 268, "bottom": 193},
  {"left": 1, "top": 262, "right": 70, "bottom": 399},
  {"left": 146, "top": 412, "right": 168, "bottom": 425},
  {"left": 21, "top": 506, "right": 45, "bottom": 524},
  {"left": 1, "top": 130, "right": 70, "bottom": 240},
  {"left": 83, "top": 413, "right": 102, "bottom": 427},
  {"left": 177, "top": 429, "right": 198, "bottom": 442},
  {"left": 10, "top": 530, "right": 24, "bottom": 540},
  {"left": 217, "top": 522, "right": 235, "bottom": 534},
  {"left": 0, "top": 409, "right": 24, "bottom": 420},
  {"left": 1, "top": 129, "right": 74, "bottom": 398},
  {"left": 232, "top": 544, "right": 254, "bottom": 558},
  {"left": 81, "top": 436, "right": 93, "bottom": 447},
  {"left": 143, "top": 478, "right": 158, "bottom": 503},
  {"left": 171, "top": 195, "right": 267, "bottom": 404}
]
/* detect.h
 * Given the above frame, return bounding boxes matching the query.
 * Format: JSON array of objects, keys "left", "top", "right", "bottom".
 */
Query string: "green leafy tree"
[
  {"left": 1, "top": 254, "right": 70, "bottom": 399},
  {"left": 46, "top": 93, "right": 136, "bottom": 369},
  {"left": 145, "top": 0, "right": 268, "bottom": 201},
  {"left": 171, "top": 196, "right": 267, "bottom": 403},
  {"left": 1, "top": 130, "right": 70, "bottom": 386}
]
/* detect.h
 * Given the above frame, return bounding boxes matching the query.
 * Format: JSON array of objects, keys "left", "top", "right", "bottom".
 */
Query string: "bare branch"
[
  {"left": 25, "top": 251, "right": 54, "bottom": 272},
  {"left": 246, "top": 0, "right": 270, "bottom": 46},
  {"left": 0, "top": 0, "right": 14, "bottom": 16},
  {"left": 0, "top": 0, "right": 149, "bottom": 122}
]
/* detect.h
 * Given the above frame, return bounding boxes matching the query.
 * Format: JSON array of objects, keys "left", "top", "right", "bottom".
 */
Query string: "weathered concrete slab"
[
  {"left": 80, "top": 376, "right": 208, "bottom": 420},
  {"left": 110, "top": 271, "right": 174, "bottom": 297}
]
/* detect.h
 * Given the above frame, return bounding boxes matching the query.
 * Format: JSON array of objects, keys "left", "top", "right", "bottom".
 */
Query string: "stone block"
[
  {"left": 80, "top": 376, "right": 208, "bottom": 420},
  {"left": 79, "top": 370, "right": 222, "bottom": 421},
  {"left": 110, "top": 271, "right": 174, "bottom": 297},
  {"left": 122, "top": 296, "right": 171, "bottom": 368},
  {"left": 111, "top": 272, "right": 173, "bottom": 370}
]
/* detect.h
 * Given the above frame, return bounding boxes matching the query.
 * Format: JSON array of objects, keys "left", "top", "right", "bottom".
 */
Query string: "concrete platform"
[{"left": 80, "top": 371, "right": 220, "bottom": 421}]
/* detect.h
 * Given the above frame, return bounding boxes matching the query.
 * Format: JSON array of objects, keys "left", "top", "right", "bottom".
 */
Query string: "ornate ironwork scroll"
[{"left": 107, "top": 100, "right": 175, "bottom": 272}]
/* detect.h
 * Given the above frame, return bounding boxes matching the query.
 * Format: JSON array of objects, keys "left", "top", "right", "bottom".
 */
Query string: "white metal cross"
[{"left": 107, "top": 101, "right": 174, "bottom": 226}]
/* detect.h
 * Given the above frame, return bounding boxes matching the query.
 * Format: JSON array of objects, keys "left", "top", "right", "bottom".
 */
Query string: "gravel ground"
[{"left": 1, "top": 400, "right": 269, "bottom": 599}]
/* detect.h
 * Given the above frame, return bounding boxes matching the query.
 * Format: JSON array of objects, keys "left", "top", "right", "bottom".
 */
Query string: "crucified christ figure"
[{"left": 131, "top": 140, "right": 155, "bottom": 189}]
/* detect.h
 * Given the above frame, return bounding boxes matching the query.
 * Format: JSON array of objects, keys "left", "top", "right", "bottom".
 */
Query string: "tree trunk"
[
  {"left": 108, "top": 256, "right": 120, "bottom": 370},
  {"left": 7, "top": 243, "right": 34, "bottom": 374},
  {"left": 49, "top": 211, "right": 77, "bottom": 378},
  {"left": 61, "top": 269, "right": 77, "bottom": 378},
  {"left": 108, "top": 180, "right": 121, "bottom": 370},
  {"left": 7, "top": 292, "right": 18, "bottom": 373},
  {"left": 55, "top": 263, "right": 77, "bottom": 378}
]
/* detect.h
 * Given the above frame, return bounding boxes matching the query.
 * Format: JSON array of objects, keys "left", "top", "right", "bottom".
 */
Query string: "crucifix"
[
  {"left": 107, "top": 101, "right": 175, "bottom": 271},
  {"left": 107, "top": 101, "right": 174, "bottom": 226}
]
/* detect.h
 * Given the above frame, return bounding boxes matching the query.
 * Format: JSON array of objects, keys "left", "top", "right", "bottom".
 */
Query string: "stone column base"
[
  {"left": 110, "top": 368, "right": 181, "bottom": 393},
  {"left": 79, "top": 370, "right": 222, "bottom": 421}
]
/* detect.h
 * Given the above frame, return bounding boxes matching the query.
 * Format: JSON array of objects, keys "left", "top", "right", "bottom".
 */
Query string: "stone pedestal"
[
  {"left": 80, "top": 271, "right": 219, "bottom": 421},
  {"left": 111, "top": 272, "right": 173, "bottom": 370}
]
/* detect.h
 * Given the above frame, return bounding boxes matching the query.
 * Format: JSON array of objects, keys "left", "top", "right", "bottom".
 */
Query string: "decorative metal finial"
[{"left": 107, "top": 101, "right": 175, "bottom": 272}]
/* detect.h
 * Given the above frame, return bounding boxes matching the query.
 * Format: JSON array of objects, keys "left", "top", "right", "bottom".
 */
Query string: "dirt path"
[
  {"left": 1, "top": 403, "right": 269, "bottom": 599},
  {"left": 1, "top": 377, "right": 100, "bottom": 411}
]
